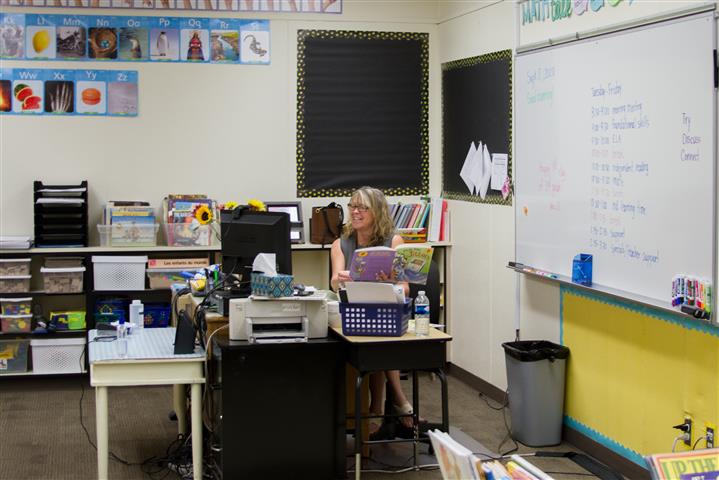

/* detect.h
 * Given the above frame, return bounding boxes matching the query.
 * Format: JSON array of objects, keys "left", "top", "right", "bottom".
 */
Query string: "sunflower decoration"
[
  {"left": 247, "top": 199, "right": 267, "bottom": 211},
  {"left": 221, "top": 201, "right": 239, "bottom": 211},
  {"left": 193, "top": 204, "right": 213, "bottom": 225}
]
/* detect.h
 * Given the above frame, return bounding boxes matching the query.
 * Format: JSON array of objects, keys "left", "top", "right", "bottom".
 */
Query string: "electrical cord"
[
  {"left": 78, "top": 341, "right": 135, "bottom": 466},
  {"left": 477, "top": 388, "right": 518, "bottom": 456},
  {"left": 672, "top": 434, "right": 690, "bottom": 452},
  {"left": 692, "top": 435, "right": 707, "bottom": 450}
]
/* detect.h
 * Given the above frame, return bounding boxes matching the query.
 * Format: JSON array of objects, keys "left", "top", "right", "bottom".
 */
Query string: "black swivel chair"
[{"left": 409, "top": 256, "right": 441, "bottom": 325}]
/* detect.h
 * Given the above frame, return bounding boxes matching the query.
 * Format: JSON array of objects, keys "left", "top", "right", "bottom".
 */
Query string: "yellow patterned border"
[
  {"left": 441, "top": 49, "right": 513, "bottom": 206},
  {"left": 296, "top": 29, "right": 430, "bottom": 198}
]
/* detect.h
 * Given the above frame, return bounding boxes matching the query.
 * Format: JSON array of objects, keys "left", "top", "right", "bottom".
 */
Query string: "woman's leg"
[{"left": 368, "top": 371, "right": 385, "bottom": 433}]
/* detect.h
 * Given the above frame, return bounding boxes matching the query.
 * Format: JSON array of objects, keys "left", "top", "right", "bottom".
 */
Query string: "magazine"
[
  {"left": 348, "top": 244, "right": 434, "bottom": 284},
  {"left": 645, "top": 448, "right": 719, "bottom": 480}
]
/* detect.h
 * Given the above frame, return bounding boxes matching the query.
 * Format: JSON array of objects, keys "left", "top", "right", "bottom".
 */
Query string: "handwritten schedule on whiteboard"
[{"left": 515, "top": 12, "right": 715, "bottom": 304}]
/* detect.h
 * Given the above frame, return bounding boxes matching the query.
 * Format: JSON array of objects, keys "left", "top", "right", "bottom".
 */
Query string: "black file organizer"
[{"left": 33, "top": 180, "right": 88, "bottom": 247}]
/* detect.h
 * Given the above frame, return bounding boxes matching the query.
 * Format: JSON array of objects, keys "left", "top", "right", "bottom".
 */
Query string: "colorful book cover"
[
  {"left": 348, "top": 244, "right": 434, "bottom": 284},
  {"left": 646, "top": 448, "right": 719, "bottom": 480}
]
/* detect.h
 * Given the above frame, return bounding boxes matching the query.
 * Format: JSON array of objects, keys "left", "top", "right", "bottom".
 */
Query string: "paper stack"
[{"left": 0, "top": 236, "right": 31, "bottom": 249}]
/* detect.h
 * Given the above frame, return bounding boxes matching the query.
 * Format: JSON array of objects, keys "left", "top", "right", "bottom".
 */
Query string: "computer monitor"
[{"left": 220, "top": 209, "right": 292, "bottom": 291}]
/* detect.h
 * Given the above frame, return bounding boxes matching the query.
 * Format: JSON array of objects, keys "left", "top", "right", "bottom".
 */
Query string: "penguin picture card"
[
  {"left": 149, "top": 19, "right": 179, "bottom": 60},
  {"left": 118, "top": 18, "right": 149, "bottom": 61}
]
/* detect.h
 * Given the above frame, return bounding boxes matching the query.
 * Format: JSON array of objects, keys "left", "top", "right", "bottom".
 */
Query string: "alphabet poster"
[
  {"left": 0, "top": 68, "right": 138, "bottom": 116},
  {"left": 0, "top": 13, "right": 270, "bottom": 65},
  {"left": 0, "top": 0, "right": 341, "bottom": 13}
]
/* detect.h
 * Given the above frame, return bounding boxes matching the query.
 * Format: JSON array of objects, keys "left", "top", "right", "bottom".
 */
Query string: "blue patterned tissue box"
[{"left": 250, "top": 272, "right": 294, "bottom": 298}]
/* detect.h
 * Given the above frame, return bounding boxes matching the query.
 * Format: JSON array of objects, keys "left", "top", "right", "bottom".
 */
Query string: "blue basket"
[{"left": 340, "top": 299, "right": 412, "bottom": 337}]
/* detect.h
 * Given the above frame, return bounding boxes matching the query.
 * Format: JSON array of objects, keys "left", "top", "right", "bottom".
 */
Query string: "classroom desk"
[
  {"left": 330, "top": 327, "right": 452, "bottom": 480},
  {"left": 87, "top": 328, "right": 206, "bottom": 480}
]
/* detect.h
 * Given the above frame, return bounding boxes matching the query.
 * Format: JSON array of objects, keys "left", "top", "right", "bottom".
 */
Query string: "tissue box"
[
  {"left": 572, "top": 253, "right": 593, "bottom": 286},
  {"left": 251, "top": 272, "right": 294, "bottom": 298}
]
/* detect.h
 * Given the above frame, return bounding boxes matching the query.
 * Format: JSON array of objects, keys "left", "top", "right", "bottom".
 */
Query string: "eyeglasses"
[{"left": 347, "top": 203, "right": 369, "bottom": 212}]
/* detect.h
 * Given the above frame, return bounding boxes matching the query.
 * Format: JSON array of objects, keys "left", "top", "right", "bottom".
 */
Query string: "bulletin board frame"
[{"left": 441, "top": 49, "right": 512, "bottom": 206}]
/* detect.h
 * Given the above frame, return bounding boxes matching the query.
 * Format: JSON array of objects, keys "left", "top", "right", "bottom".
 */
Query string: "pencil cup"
[{"left": 572, "top": 254, "right": 593, "bottom": 286}]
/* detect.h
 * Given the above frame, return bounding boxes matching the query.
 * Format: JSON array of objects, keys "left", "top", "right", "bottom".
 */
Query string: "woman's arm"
[
  {"left": 390, "top": 234, "right": 410, "bottom": 297},
  {"left": 330, "top": 238, "right": 352, "bottom": 292}
]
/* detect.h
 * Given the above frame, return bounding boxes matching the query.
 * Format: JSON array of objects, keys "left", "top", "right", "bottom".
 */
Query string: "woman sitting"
[{"left": 330, "top": 186, "right": 423, "bottom": 435}]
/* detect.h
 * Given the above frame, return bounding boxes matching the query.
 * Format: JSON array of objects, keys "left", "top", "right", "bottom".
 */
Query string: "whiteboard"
[{"left": 515, "top": 12, "right": 716, "bottom": 304}]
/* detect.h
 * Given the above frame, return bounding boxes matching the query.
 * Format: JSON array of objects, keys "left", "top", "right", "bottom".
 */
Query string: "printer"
[{"left": 228, "top": 294, "right": 328, "bottom": 343}]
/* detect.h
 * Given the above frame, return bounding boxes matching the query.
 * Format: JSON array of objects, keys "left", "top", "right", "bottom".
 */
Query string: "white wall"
[
  {"left": 438, "top": 0, "right": 718, "bottom": 391},
  {"left": 0, "top": 0, "right": 441, "bottom": 243}
]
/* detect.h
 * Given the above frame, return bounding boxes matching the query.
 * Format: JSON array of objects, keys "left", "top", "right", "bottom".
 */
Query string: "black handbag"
[{"left": 310, "top": 202, "right": 344, "bottom": 245}]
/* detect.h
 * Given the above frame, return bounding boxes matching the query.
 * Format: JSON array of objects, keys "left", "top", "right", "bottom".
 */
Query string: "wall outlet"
[
  {"left": 684, "top": 416, "right": 693, "bottom": 446},
  {"left": 706, "top": 424, "right": 715, "bottom": 449}
]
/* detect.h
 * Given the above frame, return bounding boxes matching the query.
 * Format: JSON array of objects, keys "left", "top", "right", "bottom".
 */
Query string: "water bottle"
[
  {"left": 130, "top": 300, "right": 144, "bottom": 335},
  {"left": 116, "top": 317, "right": 128, "bottom": 358},
  {"left": 414, "top": 290, "right": 430, "bottom": 337}
]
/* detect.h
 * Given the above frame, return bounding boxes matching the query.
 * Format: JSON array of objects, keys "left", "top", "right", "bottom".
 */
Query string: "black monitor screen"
[{"left": 220, "top": 209, "right": 292, "bottom": 286}]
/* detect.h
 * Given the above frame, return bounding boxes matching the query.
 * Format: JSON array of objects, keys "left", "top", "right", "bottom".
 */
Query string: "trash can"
[{"left": 502, "top": 340, "right": 570, "bottom": 446}]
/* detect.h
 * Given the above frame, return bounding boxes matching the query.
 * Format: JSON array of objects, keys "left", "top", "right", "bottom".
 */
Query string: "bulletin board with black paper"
[{"left": 441, "top": 49, "right": 512, "bottom": 206}]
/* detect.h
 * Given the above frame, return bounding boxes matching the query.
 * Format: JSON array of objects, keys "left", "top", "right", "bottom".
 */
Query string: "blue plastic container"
[
  {"left": 143, "top": 303, "right": 171, "bottom": 328},
  {"left": 340, "top": 299, "right": 412, "bottom": 337},
  {"left": 572, "top": 254, "right": 593, "bottom": 286}
]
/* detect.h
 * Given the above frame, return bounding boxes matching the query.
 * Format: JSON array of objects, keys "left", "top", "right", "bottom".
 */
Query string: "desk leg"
[
  {"left": 412, "top": 370, "right": 419, "bottom": 469},
  {"left": 437, "top": 369, "right": 449, "bottom": 432},
  {"left": 95, "top": 386, "right": 109, "bottom": 480},
  {"left": 173, "top": 384, "right": 187, "bottom": 435},
  {"left": 191, "top": 383, "right": 202, "bottom": 480},
  {"left": 355, "top": 373, "right": 363, "bottom": 480}
]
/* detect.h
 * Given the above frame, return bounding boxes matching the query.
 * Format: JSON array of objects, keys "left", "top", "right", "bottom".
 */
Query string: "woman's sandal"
[{"left": 394, "top": 402, "right": 427, "bottom": 428}]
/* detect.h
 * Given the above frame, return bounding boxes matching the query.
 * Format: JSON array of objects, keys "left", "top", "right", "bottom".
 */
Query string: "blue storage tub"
[
  {"left": 340, "top": 299, "right": 412, "bottom": 337},
  {"left": 143, "top": 303, "right": 171, "bottom": 328}
]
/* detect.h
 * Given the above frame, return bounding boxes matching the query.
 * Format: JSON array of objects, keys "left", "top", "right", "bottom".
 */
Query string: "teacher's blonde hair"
[{"left": 342, "top": 186, "right": 395, "bottom": 246}]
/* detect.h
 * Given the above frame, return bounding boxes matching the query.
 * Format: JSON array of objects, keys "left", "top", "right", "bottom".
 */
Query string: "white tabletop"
[{"left": 88, "top": 328, "right": 205, "bottom": 362}]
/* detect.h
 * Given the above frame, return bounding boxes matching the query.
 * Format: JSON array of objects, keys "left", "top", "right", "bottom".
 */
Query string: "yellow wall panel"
[{"left": 561, "top": 287, "right": 719, "bottom": 464}]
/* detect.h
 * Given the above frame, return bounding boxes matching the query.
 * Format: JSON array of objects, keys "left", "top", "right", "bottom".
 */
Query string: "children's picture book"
[
  {"left": 645, "top": 448, "right": 719, "bottom": 480},
  {"left": 349, "top": 244, "right": 434, "bottom": 284},
  {"left": 427, "top": 429, "right": 481, "bottom": 480}
]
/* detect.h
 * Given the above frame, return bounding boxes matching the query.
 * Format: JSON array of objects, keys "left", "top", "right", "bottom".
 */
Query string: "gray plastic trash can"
[{"left": 502, "top": 340, "right": 570, "bottom": 447}]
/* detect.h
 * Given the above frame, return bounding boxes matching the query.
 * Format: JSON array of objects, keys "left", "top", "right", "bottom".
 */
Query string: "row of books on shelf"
[{"left": 390, "top": 197, "right": 449, "bottom": 243}]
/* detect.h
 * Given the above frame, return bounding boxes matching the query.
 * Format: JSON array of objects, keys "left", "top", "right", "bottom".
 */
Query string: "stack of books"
[
  {"left": 102, "top": 201, "right": 156, "bottom": 247},
  {"left": 163, "top": 194, "right": 217, "bottom": 247},
  {"left": 389, "top": 197, "right": 449, "bottom": 243}
]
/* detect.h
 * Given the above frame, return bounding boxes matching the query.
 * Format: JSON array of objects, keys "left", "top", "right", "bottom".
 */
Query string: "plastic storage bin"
[
  {"left": 0, "top": 339, "right": 29, "bottom": 374},
  {"left": 98, "top": 224, "right": 160, "bottom": 247},
  {"left": 0, "top": 258, "right": 31, "bottom": 276},
  {"left": 0, "top": 297, "right": 33, "bottom": 315},
  {"left": 502, "top": 340, "right": 570, "bottom": 446},
  {"left": 143, "top": 303, "right": 171, "bottom": 328},
  {"left": 92, "top": 256, "right": 148, "bottom": 291},
  {"left": 147, "top": 268, "right": 189, "bottom": 289},
  {"left": 0, "top": 275, "right": 31, "bottom": 293},
  {"left": 165, "top": 223, "right": 214, "bottom": 247},
  {"left": 0, "top": 314, "right": 32, "bottom": 332},
  {"left": 49, "top": 311, "right": 86, "bottom": 330},
  {"left": 30, "top": 337, "right": 86, "bottom": 374},
  {"left": 41, "top": 266, "right": 85, "bottom": 293},
  {"left": 340, "top": 299, "right": 412, "bottom": 337},
  {"left": 43, "top": 257, "right": 84, "bottom": 268}
]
